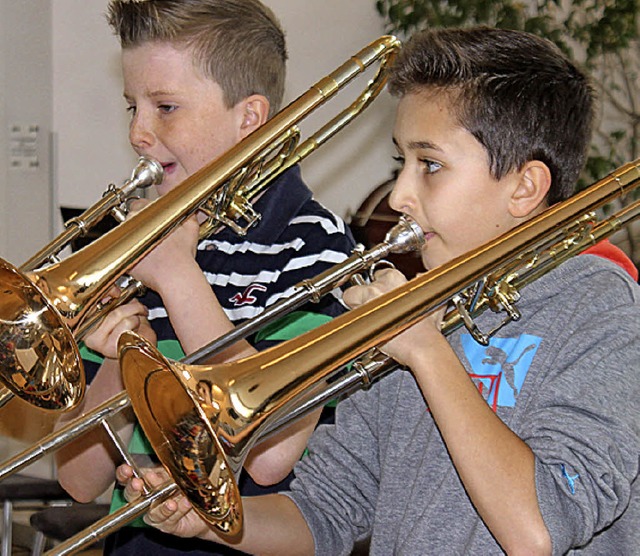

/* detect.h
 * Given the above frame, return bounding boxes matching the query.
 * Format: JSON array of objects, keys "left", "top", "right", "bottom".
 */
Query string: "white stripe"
[
  {"left": 198, "top": 238, "right": 305, "bottom": 255},
  {"left": 289, "top": 214, "right": 344, "bottom": 235},
  {"left": 148, "top": 306, "right": 168, "bottom": 321},
  {"left": 223, "top": 304, "right": 264, "bottom": 321},
  {"left": 281, "top": 249, "right": 349, "bottom": 273},
  {"left": 203, "top": 249, "right": 349, "bottom": 288},
  {"left": 204, "top": 269, "right": 282, "bottom": 288}
]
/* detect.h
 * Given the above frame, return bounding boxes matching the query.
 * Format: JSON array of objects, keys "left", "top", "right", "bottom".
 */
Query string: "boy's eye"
[
  {"left": 421, "top": 159, "right": 442, "bottom": 174},
  {"left": 158, "top": 104, "right": 177, "bottom": 114},
  {"left": 392, "top": 154, "right": 441, "bottom": 175},
  {"left": 126, "top": 105, "right": 136, "bottom": 116}
]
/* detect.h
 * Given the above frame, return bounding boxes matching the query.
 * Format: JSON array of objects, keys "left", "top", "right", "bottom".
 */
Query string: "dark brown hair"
[{"left": 388, "top": 27, "right": 595, "bottom": 203}]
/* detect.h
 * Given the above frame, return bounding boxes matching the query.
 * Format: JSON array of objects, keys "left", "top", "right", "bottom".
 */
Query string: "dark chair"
[
  {"left": 29, "top": 503, "right": 110, "bottom": 555},
  {"left": 0, "top": 474, "right": 70, "bottom": 556}
]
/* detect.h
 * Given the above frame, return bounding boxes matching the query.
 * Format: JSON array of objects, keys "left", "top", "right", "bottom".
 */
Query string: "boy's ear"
[
  {"left": 238, "top": 95, "right": 270, "bottom": 139},
  {"left": 509, "top": 160, "right": 552, "bottom": 218}
]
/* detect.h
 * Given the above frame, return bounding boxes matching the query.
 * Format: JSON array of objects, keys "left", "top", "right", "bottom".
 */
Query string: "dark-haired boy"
[{"left": 140, "top": 26, "right": 640, "bottom": 555}]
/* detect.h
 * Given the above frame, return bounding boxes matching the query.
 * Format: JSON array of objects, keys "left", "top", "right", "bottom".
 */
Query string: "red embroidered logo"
[{"left": 229, "top": 284, "right": 267, "bottom": 307}]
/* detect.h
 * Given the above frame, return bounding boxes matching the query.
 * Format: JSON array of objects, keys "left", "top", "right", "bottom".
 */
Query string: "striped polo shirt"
[{"left": 84, "top": 165, "right": 356, "bottom": 548}]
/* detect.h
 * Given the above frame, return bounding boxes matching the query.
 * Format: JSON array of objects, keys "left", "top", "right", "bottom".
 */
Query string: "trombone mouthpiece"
[
  {"left": 385, "top": 216, "right": 425, "bottom": 254},
  {"left": 129, "top": 156, "right": 164, "bottom": 190}
]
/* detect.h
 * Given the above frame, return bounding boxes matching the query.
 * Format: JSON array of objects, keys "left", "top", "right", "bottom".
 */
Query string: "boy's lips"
[{"left": 159, "top": 162, "right": 179, "bottom": 178}]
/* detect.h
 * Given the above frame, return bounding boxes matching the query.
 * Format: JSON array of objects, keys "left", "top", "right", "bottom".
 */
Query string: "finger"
[
  {"left": 143, "top": 468, "right": 170, "bottom": 489},
  {"left": 342, "top": 284, "right": 375, "bottom": 308},
  {"left": 98, "top": 301, "right": 146, "bottom": 331},
  {"left": 115, "top": 464, "right": 134, "bottom": 485},
  {"left": 109, "top": 315, "right": 142, "bottom": 340},
  {"left": 123, "top": 476, "right": 147, "bottom": 503},
  {"left": 372, "top": 267, "right": 407, "bottom": 288},
  {"left": 115, "top": 299, "right": 149, "bottom": 319},
  {"left": 146, "top": 495, "right": 181, "bottom": 523},
  {"left": 105, "top": 284, "right": 123, "bottom": 299},
  {"left": 127, "top": 198, "right": 150, "bottom": 215},
  {"left": 138, "top": 320, "right": 157, "bottom": 343}
]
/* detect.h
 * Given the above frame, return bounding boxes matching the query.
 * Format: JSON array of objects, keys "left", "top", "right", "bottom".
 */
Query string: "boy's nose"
[
  {"left": 129, "top": 114, "right": 155, "bottom": 151},
  {"left": 388, "top": 169, "right": 415, "bottom": 215}
]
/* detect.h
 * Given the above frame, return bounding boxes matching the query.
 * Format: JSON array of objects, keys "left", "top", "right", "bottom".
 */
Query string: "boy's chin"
[
  {"left": 422, "top": 254, "right": 448, "bottom": 272},
  {"left": 156, "top": 180, "right": 182, "bottom": 197},
  {"left": 420, "top": 251, "right": 435, "bottom": 271}
]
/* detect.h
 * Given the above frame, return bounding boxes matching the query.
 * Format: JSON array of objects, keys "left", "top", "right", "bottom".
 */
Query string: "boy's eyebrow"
[
  {"left": 123, "top": 89, "right": 179, "bottom": 101},
  {"left": 392, "top": 137, "right": 443, "bottom": 152}
]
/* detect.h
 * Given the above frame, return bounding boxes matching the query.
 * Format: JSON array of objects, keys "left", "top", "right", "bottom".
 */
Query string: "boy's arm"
[
  {"left": 403, "top": 331, "right": 552, "bottom": 554},
  {"left": 55, "top": 299, "right": 152, "bottom": 502},
  {"left": 343, "top": 269, "right": 552, "bottom": 554},
  {"left": 242, "top": 409, "right": 322, "bottom": 485},
  {"left": 130, "top": 217, "right": 321, "bottom": 484},
  {"left": 55, "top": 358, "right": 135, "bottom": 502},
  {"left": 135, "top": 469, "right": 314, "bottom": 555},
  {"left": 128, "top": 214, "right": 254, "bottom": 361}
]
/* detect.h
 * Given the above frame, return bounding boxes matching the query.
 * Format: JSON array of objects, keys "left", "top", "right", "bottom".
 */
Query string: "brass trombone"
[
  {"left": 0, "top": 215, "right": 422, "bottom": 481},
  {"left": 14, "top": 216, "right": 422, "bottom": 556},
  {"left": 0, "top": 156, "right": 163, "bottom": 410},
  {"left": 34, "top": 162, "right": 640, "bottom": 555},
  {"left": 20, "top": 156, "right": 163, "bottom": 273},
  {"left": 114, "top": 159, "right": 640, "bottom": 542},
  {"left": 0, "top": 35, "right": 401, "bottom": 412}
]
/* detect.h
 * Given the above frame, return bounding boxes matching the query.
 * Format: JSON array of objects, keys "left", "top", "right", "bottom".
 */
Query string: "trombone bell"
[
  {"left": 0, "top": 259, "right": 83, "bottom": 410},
  {"left": 120, "top": 332, "right": 242, "bottom": 538},
  {"left": 0, "top": 155, "right": 163, "bottom": 410}
]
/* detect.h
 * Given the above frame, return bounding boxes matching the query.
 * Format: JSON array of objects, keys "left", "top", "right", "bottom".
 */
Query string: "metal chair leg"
[
  {"left": 31, "top": 530, "right": 47, "bottom": 556},
  {"left": 1, "top": 500, "right": 13, "bottom": 556}
]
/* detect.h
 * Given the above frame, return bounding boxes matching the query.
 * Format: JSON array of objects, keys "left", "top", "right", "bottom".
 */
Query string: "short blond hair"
[{"left": 107, "top": 0, "right": 288, "bottom": 118}]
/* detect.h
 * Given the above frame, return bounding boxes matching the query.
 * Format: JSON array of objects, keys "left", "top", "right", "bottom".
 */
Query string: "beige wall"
[{"left": 0, "top": 0, "right": 52, "bottom": 265}]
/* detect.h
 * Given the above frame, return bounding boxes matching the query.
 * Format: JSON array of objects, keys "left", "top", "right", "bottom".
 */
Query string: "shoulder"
[
  {"left": 509, "top": 254, "right": 640, "bottom": 359},
  {"left": 568, "top": 254, "right": 639, "bottom": 308},
  {"left": 292, "top": 197, "right": 351, "bottom": 234},
  {"left": 534, "top": 254, "right": 639, "bottom": 307},
  {"left": 530, "top": 255, "right": 640, "bottom": 361},
  {"left": 281, "top": 198, "right": 355, "bottom": 254}
]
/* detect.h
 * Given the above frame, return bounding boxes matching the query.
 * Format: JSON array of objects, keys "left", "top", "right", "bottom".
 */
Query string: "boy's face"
[
  {"left": 122, "top": 42, "right": 247, "bottom": 196},
  {"left": 389, "top": 91, "right": 522, "bottom": 271}
]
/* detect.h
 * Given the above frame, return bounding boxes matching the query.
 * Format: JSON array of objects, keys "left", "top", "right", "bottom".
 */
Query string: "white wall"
[
  {"left": 52, "top": 1, "right": 135, "bottom": 212},
  {"left": 52, "top": 0, "right": 398, "bottom": 228},
  {"left": 0, "top": 6, "right": 6, "bottom": 260},
  {"left": 0, "top": 0, "right": 54, "bottom": 476},
  {"left": 268, "top": 0, "right": 398, "bottom": 219},
  {"left": 0, "top": 0, "right": 52, "bottom": 265}
]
